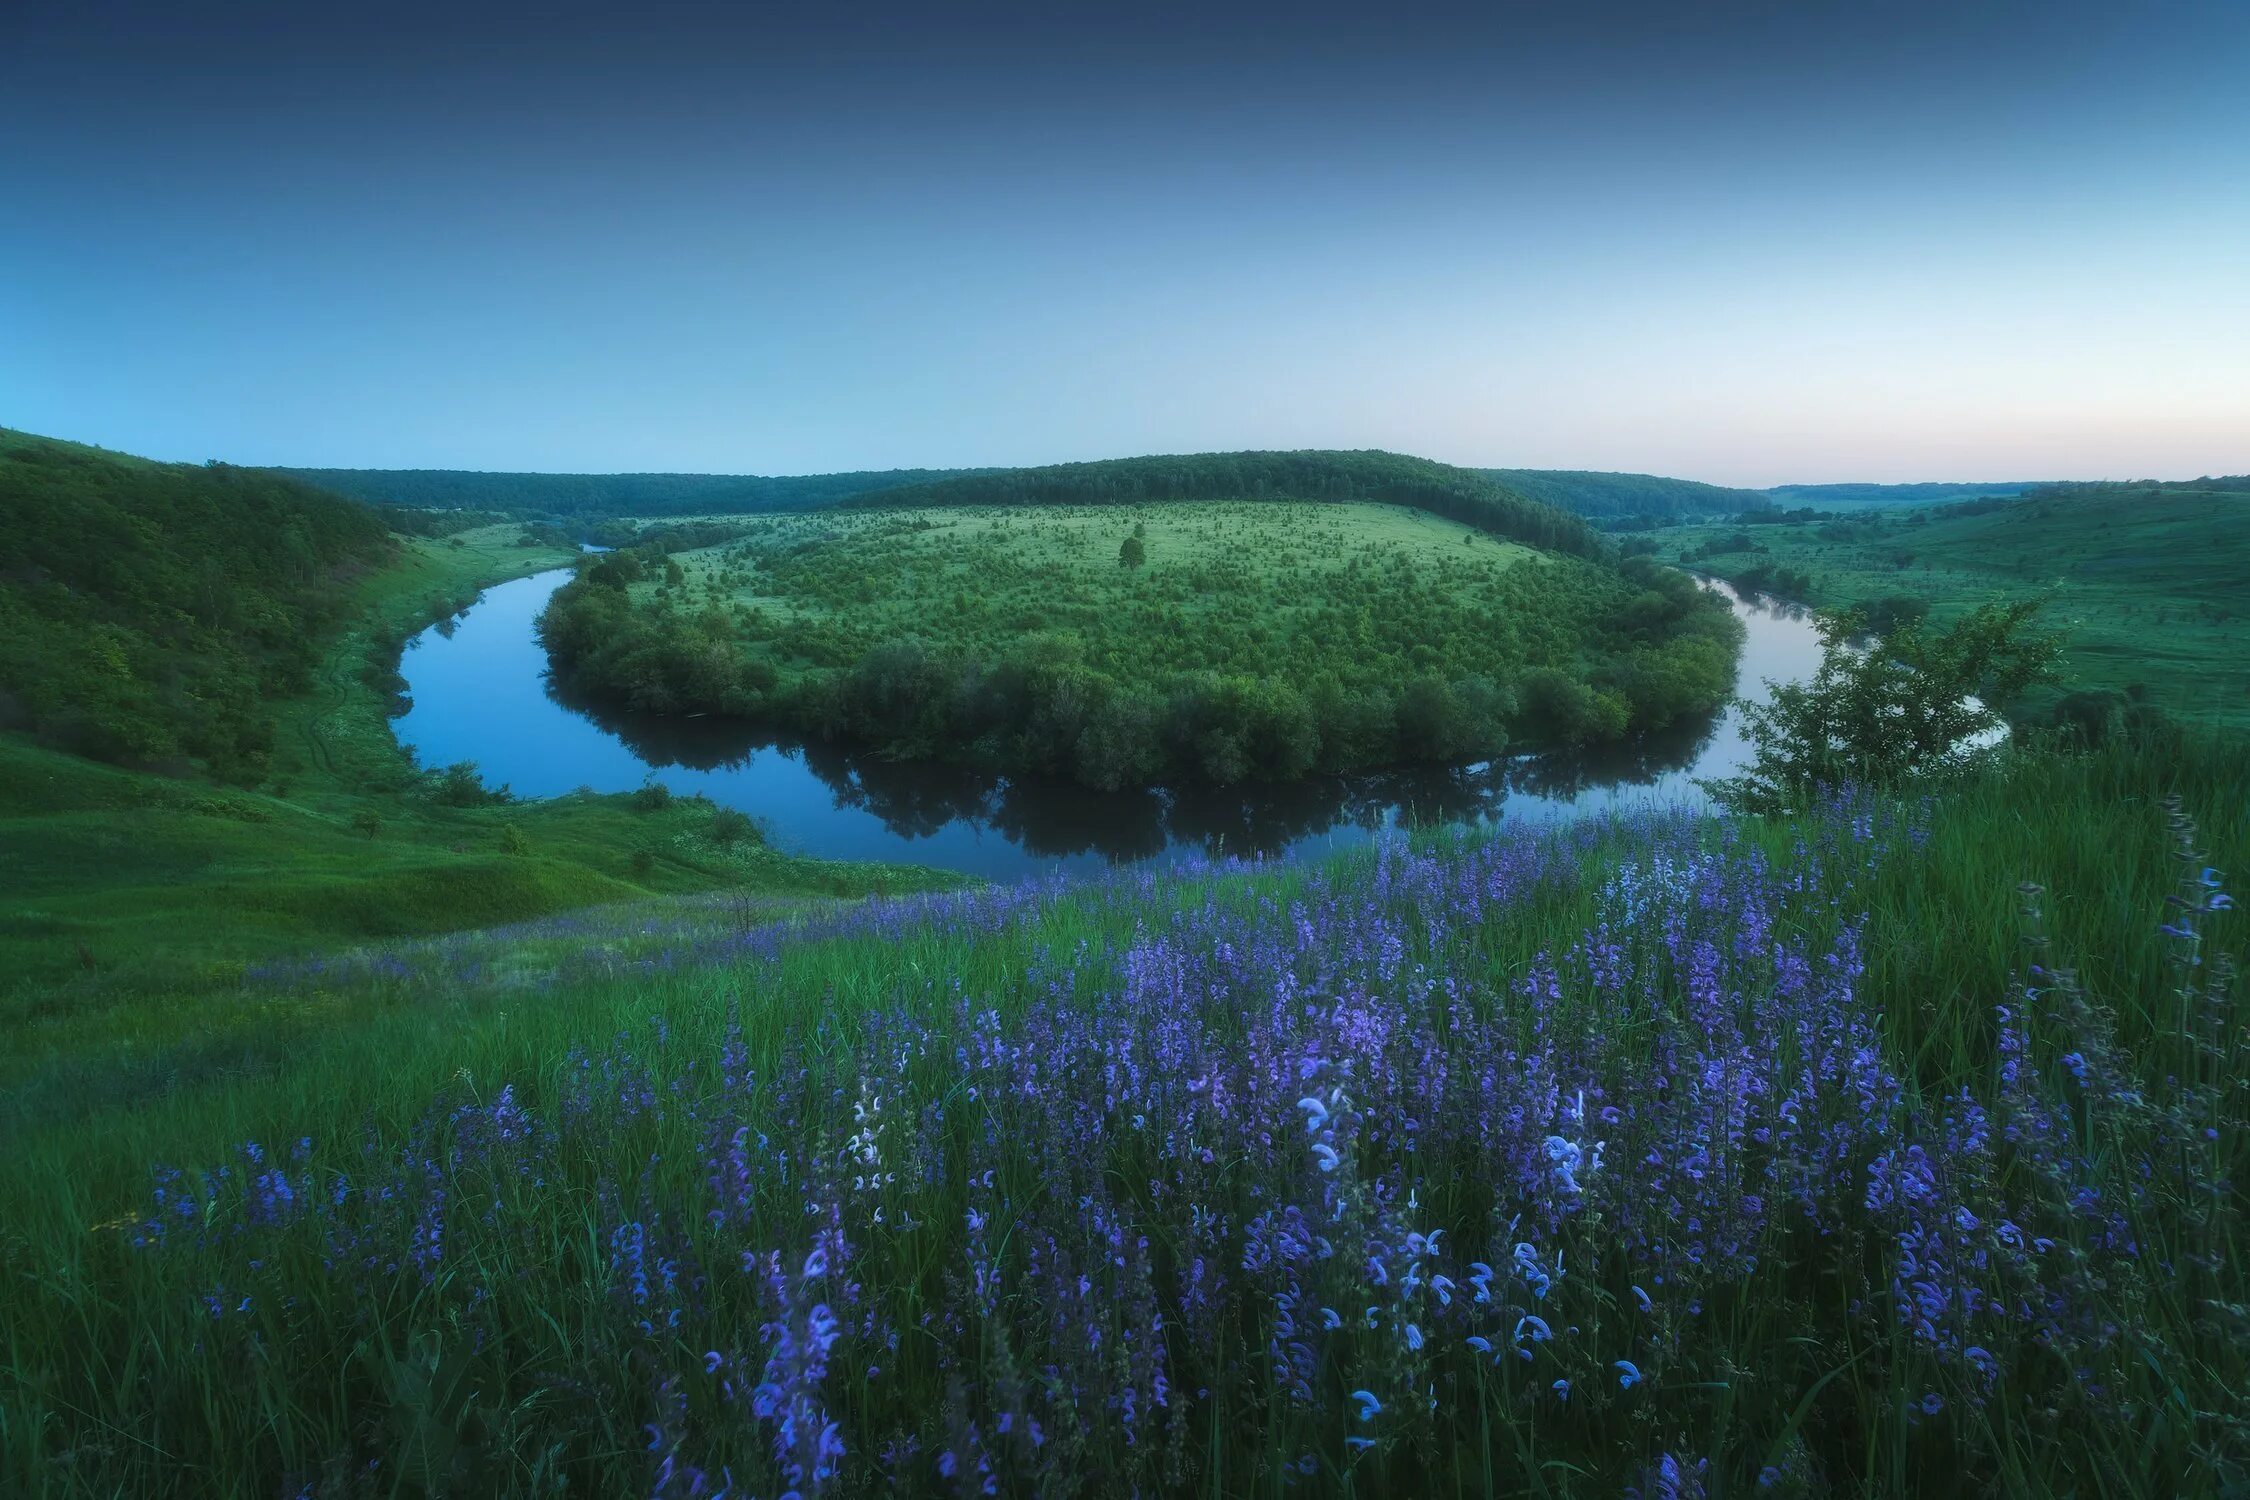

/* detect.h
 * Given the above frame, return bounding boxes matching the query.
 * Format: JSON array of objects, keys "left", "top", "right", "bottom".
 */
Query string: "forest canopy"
[{"left": 1482, "top": 468, "right": 1771, "bottom": 520}]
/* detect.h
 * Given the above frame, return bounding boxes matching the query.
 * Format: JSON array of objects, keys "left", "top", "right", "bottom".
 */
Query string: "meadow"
[
  {"left": 539, "top": 498, "right": 1743, "bottom": 790},
  {"left": 1647, "top": 486, "right": 2250, "bottom": 730},
  {"left": 3, "top": 732, "right": 2243, "bottom": 1496}
]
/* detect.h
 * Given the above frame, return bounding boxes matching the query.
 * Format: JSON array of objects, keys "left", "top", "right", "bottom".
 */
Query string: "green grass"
[
  {"left": 670, "top": 498, "right": 1541, "bottom": 643},
  {"left": 1651, "top": 488, "right": 2250, "bottom": 727},
  {"left": 2, "top": 733, "right": 2243, "bottom": 1494}
]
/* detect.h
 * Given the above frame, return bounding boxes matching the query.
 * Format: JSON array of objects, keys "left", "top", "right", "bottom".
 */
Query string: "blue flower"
[
  {"left": 1614, "top": 1360, "right": 1642, "bottom": 1389},
  {"left": 1351, "top": 1389, "right": 1383, "bottom": 1421},
  {"left": 1312, "top": 1143, "right": 1340, "bottom": 1173}
]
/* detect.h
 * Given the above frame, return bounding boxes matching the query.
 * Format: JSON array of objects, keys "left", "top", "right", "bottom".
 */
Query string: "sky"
[{"left": 2, "top": 0, "right": 2246, "bottom": 485}]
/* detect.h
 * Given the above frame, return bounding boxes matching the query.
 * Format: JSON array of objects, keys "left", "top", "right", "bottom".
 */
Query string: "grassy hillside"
[
  {"left": 1483, "top": 467, "right": 1770, "bottom": 519},
  {"left": 1650, "top": 486, "right": 2250, "bottom": 728},
  {"left": 5, "top": 732, "right": 2243, "bottom": 1495},
  {"left": 0, "top": 428, "right": 396, "bottom": 777},
  {"left": 283, "top": 465, "right": 988, "bottom": 518},
  {"left": 0, "top": 449, "right": 965, "bottom": 994},
  {"left": 540, "top": 498, "right": 1740, "bottom": 789}
]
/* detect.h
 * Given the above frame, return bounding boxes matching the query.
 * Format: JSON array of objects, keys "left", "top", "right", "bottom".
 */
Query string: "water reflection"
[
  {"left": 543, "top": 669, "right": 1738, "bottom": 863},
  {"left": 396, "top": 568, "right": 1814, "bottom": 879}
]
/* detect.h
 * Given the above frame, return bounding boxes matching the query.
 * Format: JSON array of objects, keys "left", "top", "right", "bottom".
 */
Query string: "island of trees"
[{"left": 538, "top": 452, "right": 1744, "bottom": 791}]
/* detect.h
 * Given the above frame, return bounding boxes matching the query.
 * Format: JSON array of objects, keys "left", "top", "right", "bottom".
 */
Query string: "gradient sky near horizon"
[{"left": 3, "top": 1, "right": 2246, "bottom": 485}]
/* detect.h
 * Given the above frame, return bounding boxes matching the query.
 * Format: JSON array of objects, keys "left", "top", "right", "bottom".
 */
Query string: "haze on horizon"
[{"left": 3, "top": 0, "right": 2246, "bottom": 487}]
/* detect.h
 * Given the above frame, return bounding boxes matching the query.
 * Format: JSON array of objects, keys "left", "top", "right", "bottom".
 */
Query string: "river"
[{"left": 394, "top": 570, "right": 1827, "bottom": 879}]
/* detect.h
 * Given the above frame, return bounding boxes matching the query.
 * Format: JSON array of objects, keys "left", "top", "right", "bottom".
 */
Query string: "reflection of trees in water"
[
  {"left": 552, "top": 669, "right": 1724, "bottom": 862},
  {"left": 1505, "top": 706, "right": 1724, "bottom": 800}
]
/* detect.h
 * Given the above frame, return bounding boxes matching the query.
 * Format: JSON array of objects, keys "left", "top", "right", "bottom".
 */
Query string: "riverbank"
[{"left": 0, "top": 527, "right": 971, "bottom": 998}]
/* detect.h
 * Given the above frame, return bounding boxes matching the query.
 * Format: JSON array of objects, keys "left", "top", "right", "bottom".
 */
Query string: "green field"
[
  {"left": 1649, "top": 487, "right": 2250, "bottom": 728},
  {"left": 541, "top": 496, "right": 1743, "bottom": 789},
  {"left": 671, "top": 499, "right": 1543, "bottom": 668}
]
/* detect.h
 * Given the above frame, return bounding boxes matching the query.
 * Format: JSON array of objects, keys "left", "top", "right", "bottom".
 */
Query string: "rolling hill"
[{"left": 1482, "top": 467, "right": 1771, "bottom": 519}]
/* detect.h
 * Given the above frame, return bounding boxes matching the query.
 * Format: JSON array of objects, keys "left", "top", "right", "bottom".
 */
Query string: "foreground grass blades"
[{"left": 4, "top": 735, "right": 2244, "bottom": 1496}]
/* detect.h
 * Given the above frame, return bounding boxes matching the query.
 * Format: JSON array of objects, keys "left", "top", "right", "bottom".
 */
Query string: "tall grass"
[{"left": 2, "top": 736, "right": 2243, "bottom": 1496}]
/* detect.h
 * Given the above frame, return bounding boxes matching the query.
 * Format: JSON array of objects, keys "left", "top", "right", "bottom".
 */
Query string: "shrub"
[
  {"left": 430, "top": 761, "right": 510, "bottom": 807},
  {"left": 708, "top": 807, "right": 757, "bottom": 847}
]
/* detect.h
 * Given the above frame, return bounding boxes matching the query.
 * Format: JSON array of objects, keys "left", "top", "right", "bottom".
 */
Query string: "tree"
[
  {"left": 1707, "top": 599, "right": 2058, "bottom": 814},
  {"left": 1119, "top": 535, "right": 1146, "bottom": 568}
]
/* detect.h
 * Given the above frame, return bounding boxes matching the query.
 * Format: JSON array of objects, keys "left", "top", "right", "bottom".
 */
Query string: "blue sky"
[{"left": 3, "top": 1, "right": 2245, "bottom": 484}]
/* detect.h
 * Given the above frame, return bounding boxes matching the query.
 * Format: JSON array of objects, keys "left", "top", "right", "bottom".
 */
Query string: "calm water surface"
[{"left": 395, "top": 571, "right": 1827, "bottom": 879}]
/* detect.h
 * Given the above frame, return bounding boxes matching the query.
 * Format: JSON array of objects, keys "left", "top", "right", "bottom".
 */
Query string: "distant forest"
[
  {"left": 280, "top": 461, "right": 2058, "bottom": 531},
  {"left": 2021, "top": 475, "right": 2249, "bottom": 500},
  {"left": 0, "top": 430, "right": 394, "bottom": 775},
  {"left": 278, "top": 467, "right": 988, "bottom": 518},
  {"left": 1760, "top": 480, "right": 2035, "bottom": 506},
  {"left": 1482, "top": 468, "right": 1770, "bottom": 520},
  {"left": 847, "top": 450, "right": 1613, "bottom": 559}
]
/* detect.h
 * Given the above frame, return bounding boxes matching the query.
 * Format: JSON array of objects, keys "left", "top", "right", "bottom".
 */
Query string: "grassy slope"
[
  {"left": 1653, "top": 488, "right": 2250, "bottom": 728},
  {"left": 0, "top": 524, "right": 965, "bottom": 998}
]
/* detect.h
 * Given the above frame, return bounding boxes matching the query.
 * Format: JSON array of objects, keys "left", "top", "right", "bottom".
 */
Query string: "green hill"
[
  {"left": 850, "top": 449, "right": 1613, "bottom": 559},
  {"left": 1657, "top": 484, "right": 2250, "bottom": 728},
  {"left": 280, "top": 465, "right": 988, "bottom": 518},
  {"left": 0, "top": 429, "right": 396, "bottom": 777},
  {"left": 1483, "top": 467, "right": 1771, "bottom": 519}
]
